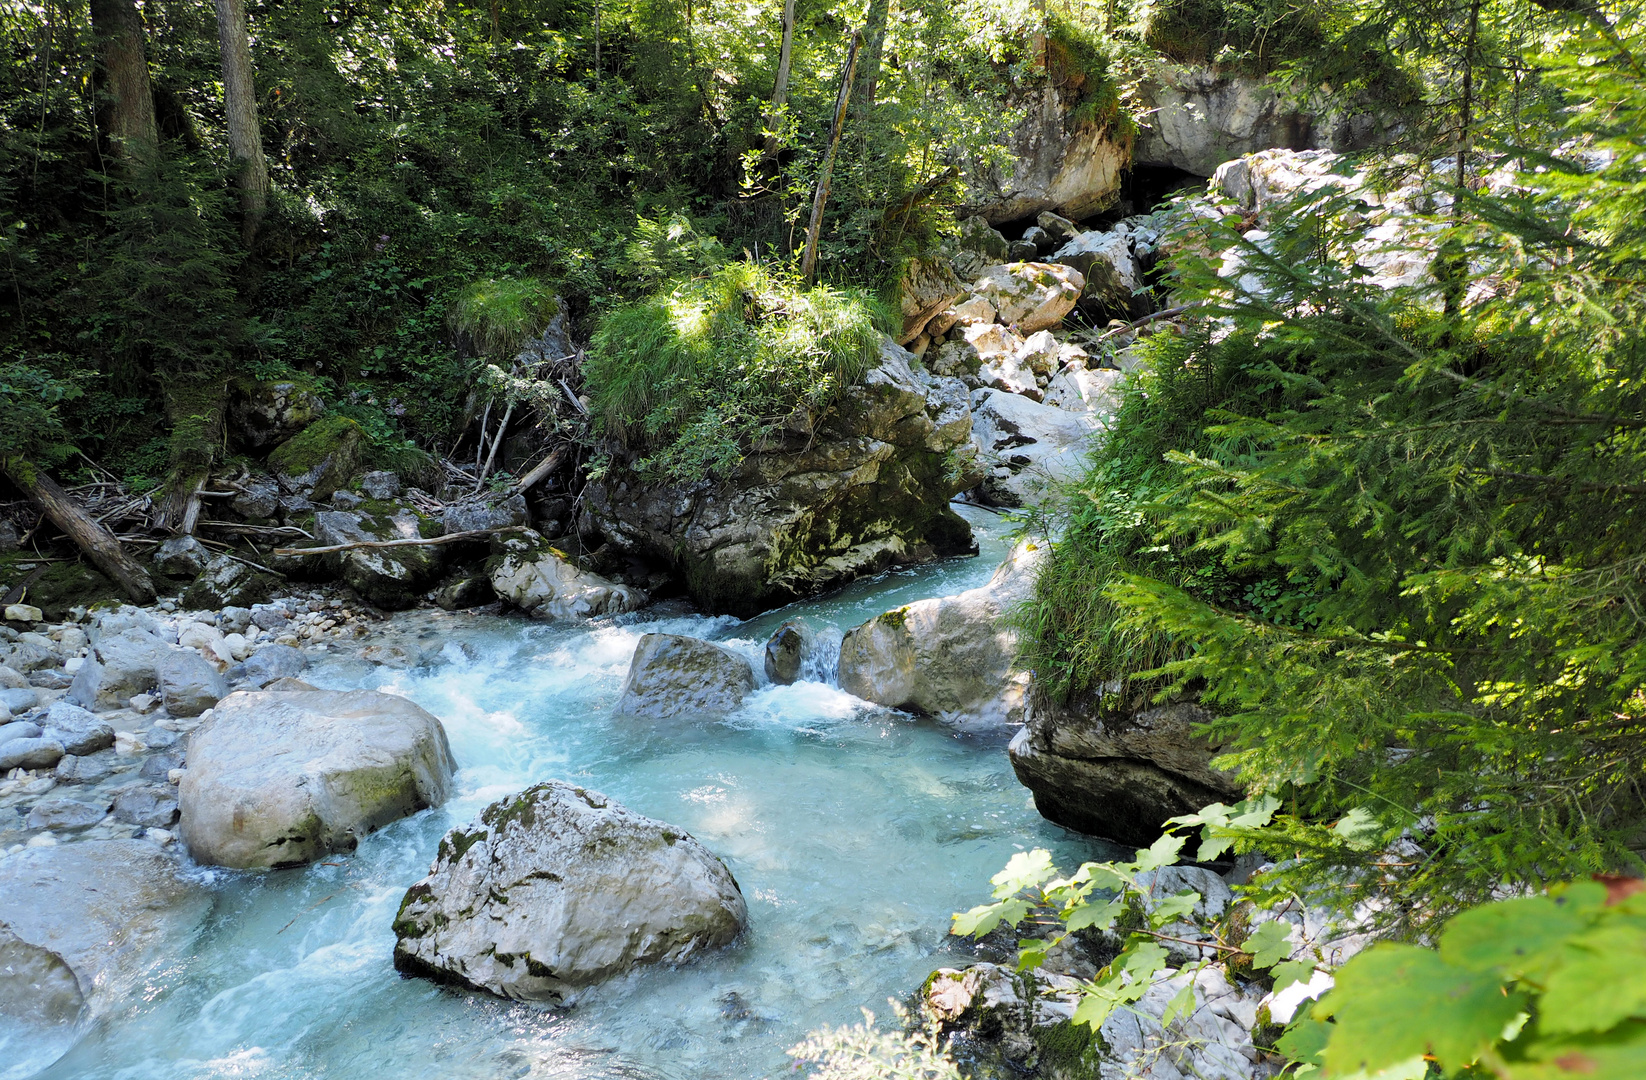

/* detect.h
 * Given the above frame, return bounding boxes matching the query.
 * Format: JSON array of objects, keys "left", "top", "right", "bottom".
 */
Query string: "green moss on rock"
[{"left": 267, "top": 416, "right": 364, "bottom": 499}]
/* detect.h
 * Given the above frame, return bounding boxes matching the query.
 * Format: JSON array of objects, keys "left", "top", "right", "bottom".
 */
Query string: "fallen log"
[
  {"left": 512, "top": 445, "right": 568, "bottom": 495},
  {"left": 1, "top": 456, "right": 157, "bottom": 604},
  {"left": 274, "top": 525, "right": 529, "bottom": 557}
]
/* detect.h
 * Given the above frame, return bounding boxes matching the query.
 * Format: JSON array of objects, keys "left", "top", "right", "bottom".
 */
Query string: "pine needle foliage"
[
  {"left": 583, "top": 262, "right": 890, "bottom": 482},
  {"left": 1026, "top": 17, "right": 1646, "bottom": 928}
]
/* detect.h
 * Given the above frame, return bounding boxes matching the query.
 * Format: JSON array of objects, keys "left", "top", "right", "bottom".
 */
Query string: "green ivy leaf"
[
  {"left": 1132, "top": 834, "right": 1187, "bottom": 875},
  {"left": 1065, "top": 897, "right": 1124, "bottom": 933},
  {"left": 1509, "top": 1018, "right": 1646, "bottom": 1080},
  {"left": 1275, "top": 1014, "right": 1331, "bottom": 1069},
  {"left": 1149, "top": 891, "right": 1201, "bottom": 929},
  {"left": 1161, "top": 979, "right": 1198, "bottom": 1026},
  {"left": 1439, "top": 892, "right": 1597, "bottom": 979},
  {"left": 991, "top": 849, "right": 1057, "bottom": 900},
  {"left": 1017, "top": 938, "right": 1050, "bottom": 973},
  {"left": 951, "top": 897, "right": 1031, "bottom": 938},
  {"left": 1537, "top": 924, "right": 1646, "bottom": 1035},
  {"left": 1269, "top": 958, "right": 1318, "bottom": 994},
  {"left": 1318, "top": 943, "right": 1526, "bottom": 1075},
  {"left": 1332, "top": 807, "right": 1384, "bottom": 851},
  {"left": 1242, "top": 919, "right": 1295, "bottom": 969}
]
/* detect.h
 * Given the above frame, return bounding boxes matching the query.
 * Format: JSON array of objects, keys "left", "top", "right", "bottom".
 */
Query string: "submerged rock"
[
  {"left": 0, "top": 840, "right": 209, "bottom": 1076},
  {"left": 838, "top": 540, "right": 1043, "bottom": 730},
  {"left": 582, "top": 340, "right": 982, "bottom": 616},
  {"left": 392, "top": 780, "right": 748, "bottom": 1003},
  {"left": 488, "top": 530, "right": 644, "bottom": 620},
  {"left": 179, "top": 687, "right": 456, "bottom": 869},
  {"left": 1009, "top": 699, "right": 1241, "bottom": 846},
  {"left": 616, "top": 634, "right": 755, "bottom": 718}
]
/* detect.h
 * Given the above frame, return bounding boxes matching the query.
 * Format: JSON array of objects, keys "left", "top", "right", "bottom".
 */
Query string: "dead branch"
[{"left": 273, "top": 525, "right": 529, "bottom": 556}]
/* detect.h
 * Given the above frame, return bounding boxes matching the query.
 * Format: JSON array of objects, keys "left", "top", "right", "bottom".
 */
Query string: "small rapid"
[{"left": 36, "top": 506, "right": 1113, "bottom": 1080}]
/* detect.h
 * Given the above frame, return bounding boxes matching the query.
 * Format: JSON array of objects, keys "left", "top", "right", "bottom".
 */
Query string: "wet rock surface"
[
  {"left": 839, "top": 540, "right": 1043, "bottom": 730},
  {"left": 616, "top": 634, "right": 756, "bottom": 718},
  {"left": 393, "top": 780, "right": 748, "bottom": 1003},
  {"left": 179, "top": 686, "right": 456, "bottom": 869},
  {"left": 1009, "top": 698, "right": 1242, "bottom": 847}
]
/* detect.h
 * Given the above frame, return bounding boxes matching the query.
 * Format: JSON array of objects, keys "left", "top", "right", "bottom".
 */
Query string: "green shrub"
[{"left": 583, "top": 262, "right": 892, "bottom": 482}]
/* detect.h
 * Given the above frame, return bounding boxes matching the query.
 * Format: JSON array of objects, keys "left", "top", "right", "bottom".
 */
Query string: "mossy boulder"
[
  {"left": 581, "top": 339, "right": 983, "bottom": 617},
  {"left": 228, "top": 377, "right": 326, "bottom": 451},
  {"left": 181, "top": 555, "right": 277, "bottom": 611},
  {"left": 267, "top": 416, "right": 364, "bottom": 501},
  {"left": 487, "top": 529, "right": 645, "bottom": 620},
  {"left": 313, "top": 505, "right": 442, "bottom": 610},
  {"left": 1, "top": 557, "right": 120, "bottom": 621}
]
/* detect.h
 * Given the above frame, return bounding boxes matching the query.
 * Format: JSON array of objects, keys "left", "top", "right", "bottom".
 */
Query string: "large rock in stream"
[
  {"left": 581, "top": 340, "right": 982, "bottom": 616},
  {"left": 838, "top": 540, "right": 1044, "bottom": 730},
  {"left": 393, "top": 780, "right": 747, "bottom": 1003},
  {"left": 616, "top": 634, "right": 755, "bottom": 718},
  {"left": 179, "top": 687, "right": 456, "bottom": 869},
  {"left": 488, "top": 530, "right": 645, "bottom": 619},
  {"left": 1009, "top": 698, "right": 1242, "bottom": 846},
  {"left": 0, "top": 840, "right": 209, "bottom": 1076},
  {"left": 314, "top": 505, "right": 445, "bottom": 611}
]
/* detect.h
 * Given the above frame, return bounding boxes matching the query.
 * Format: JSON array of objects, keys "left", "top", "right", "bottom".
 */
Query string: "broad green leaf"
[
  {"left": 1197, "top": 833, "right": 1235, "bottom": 863},
  {"left": 1161, "top": 979, "right": 1198, "bottom": 1026},
  {"left": 1440, "top": 894, "right": 1593, "bottom": 979},
  {"left": 1331, "top": 1057, "right": 1431, "bottom": 1080},
  {"left": 1072, "top": 987, "right": 1124, "bottom": 1030},
  {"left": 1069, "top": 861, "right": 1129, "bottom": 893},
  {"left": 1017, "top": 938, "right": 1049, "bottom": 973},
  {"left": 1276, "top": 1014, "right": 1331, "bottom": 1068},
  {"left": 1230, "top": 795, "right": 1281, "bottom": 828},
  {"left": 951, "top": 897, "right": 1030, "bottom": 938},
  {"left": 1537, "top": 925, "right": 1646, "bottom": 1034},
  {"left": 1149, "top": 891, "right": 1201, "bottom": 928},
  {"left": 1332, "top": 808, "right": 1383, "bottom": 852},
  {"left": 1065, "top": 897, "right": 1123, "bottom": 933},
  {"left": 1165, "top": 803, "right": 1233, "bottom": 830},
  {"left": 1117, "top": 941, "right": 1170, "bottom": 981},
  {"left": 1270, "top": 958, "right": 1318, "bottom": 994},
  {"left": 1318, "top": 943, "right": 1525, "bottom": 1075},
  {"left": 1242, "top": 919, "right": 1295, "bottom": 969},
  {"left": 1132, "top": 834, "right": 1187, "bottom": 875},
  {"left": 991, "top": 849, "right": 1057, "bottom": 899},
  {"left": 1508, "top": 1019, "right": 1646, "bottom": 1080}
]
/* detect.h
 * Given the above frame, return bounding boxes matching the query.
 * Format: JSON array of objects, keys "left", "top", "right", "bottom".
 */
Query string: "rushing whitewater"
[{"left": 30, "top": 507, "right": 1108, "bottom": 1080}]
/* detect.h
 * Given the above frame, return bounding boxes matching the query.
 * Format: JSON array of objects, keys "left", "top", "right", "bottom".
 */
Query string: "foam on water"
[{"left": 35, "top": 505, "right": 1118, "bottom": 1080}]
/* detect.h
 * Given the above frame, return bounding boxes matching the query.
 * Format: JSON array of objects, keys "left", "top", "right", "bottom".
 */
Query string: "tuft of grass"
[
  {"left": 446, "top": 278, "right": 559, "bottom": 359},
  {"left": 583, "top": 262, "right": 893, "bottom": 482}
]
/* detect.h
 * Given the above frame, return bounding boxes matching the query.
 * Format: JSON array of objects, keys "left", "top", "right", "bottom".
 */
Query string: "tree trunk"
[
  {"left": 800, "top": 32, "right": 862, "bottom": 283},
  {"left": 152, "top": 377, "right": 228, "bottom": 537},
  {"left": 1, "top": 458, "right": 157, "bottom": 605},
  {"left": 761, "top": 0, "right": 796, "bottom": 159},
  {"left": 854, "top": 0, "right": 889, "bottom": 121},
  {"left": 88, "top": 0, "right": 158, "bottom": 166},
  {"left": 212, "top": 0, "right": 269, "bottom": 244}
]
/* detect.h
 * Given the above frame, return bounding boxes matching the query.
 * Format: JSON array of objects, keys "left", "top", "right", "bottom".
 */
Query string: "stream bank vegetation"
[{"left": 977, "top": 8, "right": 1646, "bottom": 1079}]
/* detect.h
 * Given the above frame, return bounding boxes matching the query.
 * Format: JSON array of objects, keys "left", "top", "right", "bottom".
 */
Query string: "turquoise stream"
[{"left": 38, "top": 506, "right": 1111, "bottom": 1080}]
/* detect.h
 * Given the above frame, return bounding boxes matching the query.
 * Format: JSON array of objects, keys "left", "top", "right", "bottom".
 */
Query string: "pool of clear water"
[{"left": 36, "top": 505, "right": 1113, "bottom": 1080}]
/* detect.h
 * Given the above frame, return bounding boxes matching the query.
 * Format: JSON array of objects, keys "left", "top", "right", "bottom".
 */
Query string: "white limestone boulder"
[
  {"left": 179, "top": 687, "right": 456, "bottom": 869},
  {"left": 392, "top": 780, "right": 747, "bottom": 1003}
]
